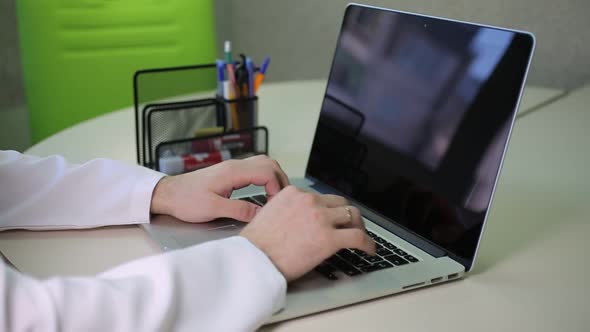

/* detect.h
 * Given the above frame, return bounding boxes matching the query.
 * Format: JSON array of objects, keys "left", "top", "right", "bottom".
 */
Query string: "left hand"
[{"left": 150, "top": 155, "right": 289, "bottom": 223}]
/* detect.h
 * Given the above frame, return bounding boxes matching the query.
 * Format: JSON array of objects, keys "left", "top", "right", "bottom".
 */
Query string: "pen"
[
  {"left": 223, "top": 81, "right": 240, "bottom": 129},
  {"left": 236, "top": 54, "right": 249, "bottom": 98},
  {"left": 244, "top": 57, "right": 256, "bottom": 127},
  {"left": 215, "top": 59, "right": 225, "bottom": 97},
  {"left": 254, "top": 57, "right": 270, "bottom": 94},
  {"left": 228, "top": 87, "right": 240, "bottom": 129},
  {"left": 224, "top": 41, "right": 239, "bottom": 98},
  {"left": 245, "top": 57, "right": 255, "bottom": 97}
]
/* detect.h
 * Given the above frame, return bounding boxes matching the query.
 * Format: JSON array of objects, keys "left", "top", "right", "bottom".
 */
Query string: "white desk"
[
  {"left": 270, "top": 84, "right": 590, "bottom": 332},
  {"left": 2, "top": 81, "right": 583, "bottom": 331},
  {"left": 23, "top": 81, "right": 561, "bottom": 169},
  {"left": 518, "top": 85, "right": 566, "bottom": 112}
]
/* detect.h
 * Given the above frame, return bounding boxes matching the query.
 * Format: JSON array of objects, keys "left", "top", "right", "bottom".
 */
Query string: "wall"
[
  {"left": 2, "top": 0, "right": 589, "bottom": 151},
  {"left": 0, "top": 0, "right": 30, "bottom": 151},
  {"left": 216, "top": 0, "right": 590, "bottom": 89}
]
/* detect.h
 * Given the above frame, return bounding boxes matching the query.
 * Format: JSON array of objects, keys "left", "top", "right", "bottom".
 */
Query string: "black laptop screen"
[{"left": 306, "top": 5, "right": 534, "bottom": 269}]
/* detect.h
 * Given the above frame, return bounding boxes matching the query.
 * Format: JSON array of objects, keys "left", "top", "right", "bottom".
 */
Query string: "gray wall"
[
  {"left": 0, "top": 0, "right": 30, "bottom": 151},
  {"left": 2, "top": 0, "right": 589, "bottom": 151},
  {"left": 215, "top": 0, "right": 590, "bottom": 89}
]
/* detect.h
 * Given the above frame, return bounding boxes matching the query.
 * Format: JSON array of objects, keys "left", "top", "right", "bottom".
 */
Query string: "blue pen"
[
  {"left": 254, "top": 57, "right": 270, "bottom": 94},
  {"left": 215, "top": 59, "right": 225, "bottom": 97},
  {"left": 245, "top": 57, "right": 254, "bottom": 97},
  {"left": 260, "top": 57, "right": 270, "bottom": 75}
]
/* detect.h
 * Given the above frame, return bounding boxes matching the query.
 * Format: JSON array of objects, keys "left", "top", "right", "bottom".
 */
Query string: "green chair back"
[{"left": 17, "top": 0, "right": 216, "bottom": 143}]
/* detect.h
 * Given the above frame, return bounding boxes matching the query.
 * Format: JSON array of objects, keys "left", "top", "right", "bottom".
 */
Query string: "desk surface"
[
  {"left": 2, "top": 81, "right": 585, "bottom": 331},
  {"left": 23, "top": 81, "right": 561, "bottom": 168}
]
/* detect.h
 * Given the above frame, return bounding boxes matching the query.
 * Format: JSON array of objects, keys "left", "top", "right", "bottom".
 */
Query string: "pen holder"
[{"left": 134, "top": 63, "right": 268, "bottom": 171}]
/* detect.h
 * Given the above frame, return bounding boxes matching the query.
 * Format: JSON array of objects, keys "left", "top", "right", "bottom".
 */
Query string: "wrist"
[
  {"left": 239, "top": 232, "right": 291, "bottom": 281},
  {"left": 151, "top": 176, "right": 175, "bottom": 215}
]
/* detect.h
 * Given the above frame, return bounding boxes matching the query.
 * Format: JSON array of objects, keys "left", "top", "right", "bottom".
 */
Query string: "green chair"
[{"left": 17, "top": 0, "right": 217, "bottom": 143}]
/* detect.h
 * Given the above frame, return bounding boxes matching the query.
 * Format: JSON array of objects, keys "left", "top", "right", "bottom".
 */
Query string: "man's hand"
[
  {"left": 240, "top": 186, "right": 376, "bottom": 282},
  {"left": 150, "top": 155, "right": 289, "bottom": 223}
]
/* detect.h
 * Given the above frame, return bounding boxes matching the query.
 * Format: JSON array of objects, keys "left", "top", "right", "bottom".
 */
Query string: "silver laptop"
[{"left": 143, "top": 3, "right": 535, "bottom": 324}]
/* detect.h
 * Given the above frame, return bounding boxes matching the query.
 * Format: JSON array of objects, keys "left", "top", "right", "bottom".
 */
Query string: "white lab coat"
[{"left": 0, "top": 150, "right": 286, "bottom": 332}]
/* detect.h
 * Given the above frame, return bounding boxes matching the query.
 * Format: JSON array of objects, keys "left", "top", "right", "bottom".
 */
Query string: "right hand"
[{"left": 240, "top": 186, "right": 376, "bottom": 282}]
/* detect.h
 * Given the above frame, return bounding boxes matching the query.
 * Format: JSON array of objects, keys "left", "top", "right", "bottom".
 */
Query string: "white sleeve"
[
  {"left": 1, "top": 236, "right": 287, "bottom": 332},
  {"left": 0, "top": 150, "right": 164, "bottom": 230}
]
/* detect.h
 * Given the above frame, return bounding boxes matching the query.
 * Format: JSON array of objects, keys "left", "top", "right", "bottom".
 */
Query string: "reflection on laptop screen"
[{"left": 307, "top": 6, "right": 533, "bottom": 267}]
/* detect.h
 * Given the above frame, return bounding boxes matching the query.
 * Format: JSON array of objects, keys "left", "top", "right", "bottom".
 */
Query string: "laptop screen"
[{"left": 306, "top": 5, "right": 534, "bottom": 269}]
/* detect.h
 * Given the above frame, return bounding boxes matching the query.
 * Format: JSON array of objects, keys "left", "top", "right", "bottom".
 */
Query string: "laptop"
[{"left": 143, "top": 3, "right": 535, "bottom": 323}]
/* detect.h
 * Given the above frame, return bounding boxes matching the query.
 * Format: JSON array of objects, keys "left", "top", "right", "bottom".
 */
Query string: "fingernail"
[{"left": 255, "top": 206, "right": 261, "bottom": 214}]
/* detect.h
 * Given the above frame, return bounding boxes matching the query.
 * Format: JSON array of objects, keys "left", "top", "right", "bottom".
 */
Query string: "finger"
[
  {"left": 210, "top": 196, "right": 260, "bottom": 222},
  {"left": 324, "top": 206, "right": 363, "bottom": 229},
  {"left": 334, "top": 228, "right": 376, "bottom": 256},
  {"left": 269, "top": 159, "right": 290, "bottom": 189},
  {"left": 228, "top": 161, "right": 283, "bottom": 196},
  {"left": 317, "top": 194, "right": 348, "bottom": 208},
  {"left": 247, "top": 155, "right": 289, "bottom": 189},
  {"left": 260, "top": 157, "right": 289, "bottom": 189}
]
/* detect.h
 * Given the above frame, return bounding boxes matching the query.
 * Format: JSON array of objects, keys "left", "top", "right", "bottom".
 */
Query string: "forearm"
[
  {"left": 0, "top": 150, "right": 164, "bottom": 230},
  {"left": 2, "top": 236, "right": 286, "bottom": 331}
]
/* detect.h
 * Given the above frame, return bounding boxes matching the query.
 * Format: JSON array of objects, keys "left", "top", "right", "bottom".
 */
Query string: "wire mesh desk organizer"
[{"left": 134, "top": 60, "right": 269, "bottom": 175}]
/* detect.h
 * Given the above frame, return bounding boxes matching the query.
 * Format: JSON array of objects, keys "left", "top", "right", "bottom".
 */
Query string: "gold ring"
[{"left": 344, "top": 206, "right": 352, "bottom": 223}]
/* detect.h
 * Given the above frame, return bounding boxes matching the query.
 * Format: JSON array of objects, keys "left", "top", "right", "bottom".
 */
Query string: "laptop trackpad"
[{"left": 173, "top": 222, "right": 242, "bottom": 247}]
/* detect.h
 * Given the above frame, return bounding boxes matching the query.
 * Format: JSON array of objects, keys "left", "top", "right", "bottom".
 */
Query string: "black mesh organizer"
[{"left": 134, "top": 63, "right": 268, "bottom": 174}]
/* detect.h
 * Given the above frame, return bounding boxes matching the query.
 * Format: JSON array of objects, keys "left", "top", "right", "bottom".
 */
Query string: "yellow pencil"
[{"left": 228, "top": 87, "right": 240, "bottom": 130}]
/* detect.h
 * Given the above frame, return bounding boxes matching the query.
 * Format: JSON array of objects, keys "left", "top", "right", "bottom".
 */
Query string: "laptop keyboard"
[
  {"left": 241, "top": 195, "right": 268, "bottom": 206},
  {"left": 314, "top": 231, "right": 419, "bottom": 280},
  {"left": 239, "top": 195, "right": 420, "bottom": 281}
]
